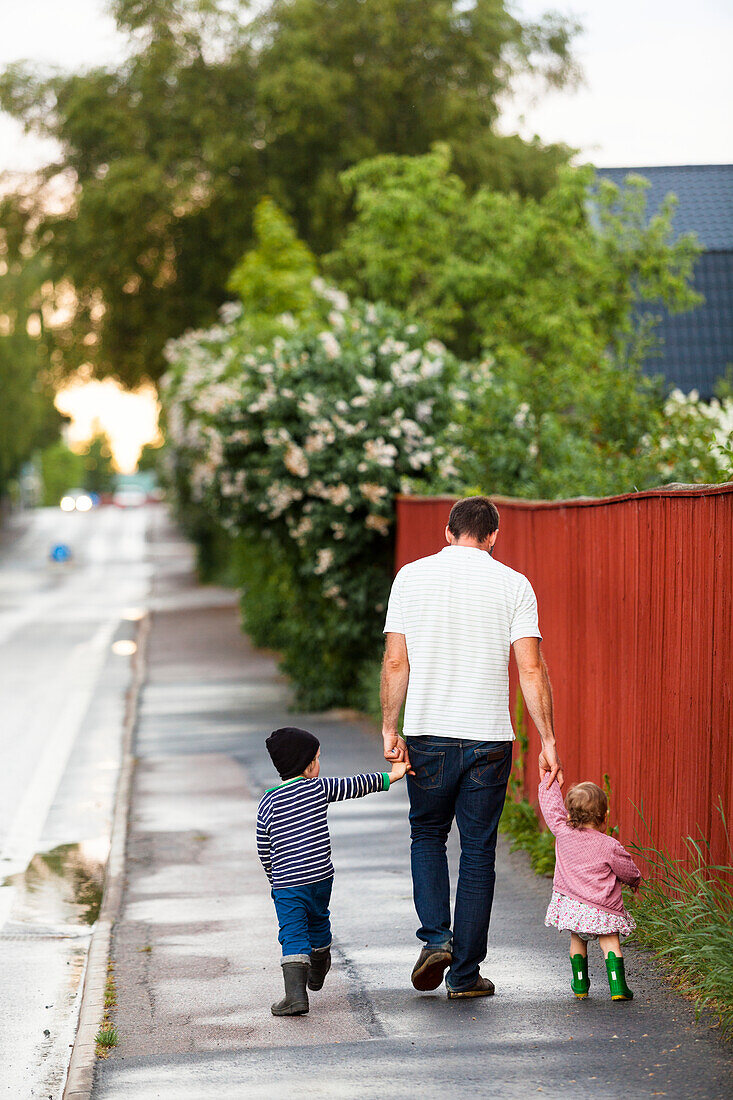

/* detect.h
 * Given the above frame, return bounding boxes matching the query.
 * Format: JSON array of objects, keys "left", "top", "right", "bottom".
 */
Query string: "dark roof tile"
[{"left": 596, "top": 164, "right": 733, "bottom": 250}]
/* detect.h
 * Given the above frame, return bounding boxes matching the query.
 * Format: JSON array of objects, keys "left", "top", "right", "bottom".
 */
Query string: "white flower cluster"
[
  {"left": 160, "top": 288, "right": 466, "bottom": 610},
  {"left": 663, "top": 389, "right": 733, "bottom": 472}
]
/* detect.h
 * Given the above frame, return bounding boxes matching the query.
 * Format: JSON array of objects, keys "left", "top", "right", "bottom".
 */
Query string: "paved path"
[{"left": 94, "top": 516, "right": 731, "bottom": 1099}]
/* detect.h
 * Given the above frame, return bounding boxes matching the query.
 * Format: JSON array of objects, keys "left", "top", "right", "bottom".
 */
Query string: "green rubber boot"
[
  {"left": 605, "top": 951, "right": 633, "bottom": 1001},
  {"left": 570, "top": 953, "right": 590, "bottom": 999}
]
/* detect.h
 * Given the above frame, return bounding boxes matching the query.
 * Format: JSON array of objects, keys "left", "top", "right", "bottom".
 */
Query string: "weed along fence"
[{"left": 394, "top": 484, "right": 733, "bottom": 867}]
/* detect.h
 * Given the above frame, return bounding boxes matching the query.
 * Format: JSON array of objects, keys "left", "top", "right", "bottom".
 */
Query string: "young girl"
[{"left": 538, "top": 776, "right": 642, "bottom": 1001}]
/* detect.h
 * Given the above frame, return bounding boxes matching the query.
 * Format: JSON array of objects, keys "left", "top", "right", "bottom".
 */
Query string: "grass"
[
  {"left": 628, "top": 802, "right": 733, "bottom": 1039},
  {"left": 96, "top": 961, "right": 119, "bottom": 1058},
  {"left": 103, "top": 962, "right": 117, "bottom": 1010},
  {"left": 95, "top": 1022, "right": 119, "bottom": 1051}
]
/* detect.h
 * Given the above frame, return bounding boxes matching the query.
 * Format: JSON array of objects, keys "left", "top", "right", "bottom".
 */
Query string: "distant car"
[
  {"left": 60, "top": 490, "right": 94, "bottom": 512},
  {"left": 112, "top": 488, "right": 147, "bottom": 508}
]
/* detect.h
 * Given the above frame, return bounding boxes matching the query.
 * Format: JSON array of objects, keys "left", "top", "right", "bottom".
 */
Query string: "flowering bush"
[
  {"left": 654, "top": 389, "right": 733, "bottom": 482},
  {"left": 446, "top": 354, "right": 733, "bottom": 501},
  {"left": 161, "top": 282, "right": 463, "bottom": 705}
]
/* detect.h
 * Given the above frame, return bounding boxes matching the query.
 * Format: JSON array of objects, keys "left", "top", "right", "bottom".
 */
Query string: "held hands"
[
  {"left": 383, "top": 728, "right": 413, "bottom": 776},
  {"left": 538, "top": 742, "right": 564, "bottom": 788},
  {"left": 388, "top": 760, "right": 410, "bottom": 783}
]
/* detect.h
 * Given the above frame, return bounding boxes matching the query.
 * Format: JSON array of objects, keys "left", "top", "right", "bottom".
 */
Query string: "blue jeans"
[
  {"left": 406, "top": 737, "right": 513, "bottom": 991},
  {"left": 271, "top": 877, "right": 333, "bottom": 963}
]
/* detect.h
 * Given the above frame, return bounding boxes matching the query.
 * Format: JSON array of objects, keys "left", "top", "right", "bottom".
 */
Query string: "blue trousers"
[
  {"left": 406, "top": 737, "right": 513, "bottom": 991},
  {"left": 271, "top": 877, "right": 333, "bottom": 962}
]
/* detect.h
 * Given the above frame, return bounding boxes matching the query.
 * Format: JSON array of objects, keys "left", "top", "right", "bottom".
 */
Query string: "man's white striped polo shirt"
[{"left": 383, "top": 546, "right": 541, "bottom": 741}]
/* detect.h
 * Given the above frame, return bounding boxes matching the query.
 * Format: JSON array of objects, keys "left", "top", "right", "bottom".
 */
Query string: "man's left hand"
[{"left": 539, "top": 742, "right": 564, "bottom": 787}]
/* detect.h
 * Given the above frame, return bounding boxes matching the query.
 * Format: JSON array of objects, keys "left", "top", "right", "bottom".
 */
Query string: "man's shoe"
[
  {"left": 446, "top": 975, "right": 495, "bottom": 999},
  {"left": 411, "top": 946, "right": 453, "bottom": 991},
  {"left": 308, "top": 946, "right": 332, "bottom": 991},
  {"left": 271, "top": 962, "right": 309, "bottom": 1016}
]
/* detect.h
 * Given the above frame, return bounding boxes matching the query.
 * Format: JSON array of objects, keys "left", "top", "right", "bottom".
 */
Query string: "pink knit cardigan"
[{"left": 538, "top": 778, "right": 642, "bottom": 917}]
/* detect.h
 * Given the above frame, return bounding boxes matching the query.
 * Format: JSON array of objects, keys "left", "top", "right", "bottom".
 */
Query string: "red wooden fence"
[{"left": 395, "top": 485, "right": 733, "bottom": 866}]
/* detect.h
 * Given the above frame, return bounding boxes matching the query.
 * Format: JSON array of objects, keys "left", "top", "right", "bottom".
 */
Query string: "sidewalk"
[{"left": 92, "top": 514, "right": 731, "bottom": 1098}]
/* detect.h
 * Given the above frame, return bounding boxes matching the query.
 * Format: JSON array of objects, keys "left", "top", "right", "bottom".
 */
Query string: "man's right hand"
[
  {"left": 538, "top": 742, "right": 564, "bottom": 787},
  {"left": 383, "top": 729, "right": 411, "bottom": 771}
]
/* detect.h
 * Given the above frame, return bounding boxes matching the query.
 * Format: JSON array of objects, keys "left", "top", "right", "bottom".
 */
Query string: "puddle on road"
[{"left": 3, "top": 840, "right": 107, "bottom": 928}]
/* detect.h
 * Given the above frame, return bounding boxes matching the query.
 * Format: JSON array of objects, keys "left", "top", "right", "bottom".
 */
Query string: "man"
[{"left": 381, "top": 495, "right": 562, "bottom": 999}]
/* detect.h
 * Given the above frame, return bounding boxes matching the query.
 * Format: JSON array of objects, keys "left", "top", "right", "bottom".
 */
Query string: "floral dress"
[{"left": 545, "top": 889, "right": 636, "bottom": 941}]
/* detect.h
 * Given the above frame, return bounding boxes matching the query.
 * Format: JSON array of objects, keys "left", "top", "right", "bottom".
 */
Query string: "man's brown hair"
[
  {"left": 565, "top": 781, "right": 607, "bottom": 830},
  {"left": 447, "top": 496, "right": 500, "bottom": 544}
]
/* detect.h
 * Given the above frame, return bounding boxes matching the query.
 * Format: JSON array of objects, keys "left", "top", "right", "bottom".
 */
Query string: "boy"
[{"left": 257, "top": 726, "right": 409, "bottom": 1016}]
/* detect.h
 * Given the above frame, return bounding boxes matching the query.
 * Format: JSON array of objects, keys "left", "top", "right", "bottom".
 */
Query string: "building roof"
[
  {"left": 596, "top": 164, "right": 733, "bottom": 251},
  {"left": 645, "top": 251, "right": 732, "bottom": 395}
]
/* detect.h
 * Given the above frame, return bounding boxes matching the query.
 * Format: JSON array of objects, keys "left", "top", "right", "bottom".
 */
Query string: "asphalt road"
[
  {"left": 0, "top": 505, "right": 151, "bottom": 1099},
  {"left": 93, "top": 514, "right": 731, "bottom": 1100}
]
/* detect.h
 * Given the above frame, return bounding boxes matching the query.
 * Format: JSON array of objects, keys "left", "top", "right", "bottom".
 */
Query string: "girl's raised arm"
[{"left": 537, "top": 777, "right": 570, "bottom": 836}]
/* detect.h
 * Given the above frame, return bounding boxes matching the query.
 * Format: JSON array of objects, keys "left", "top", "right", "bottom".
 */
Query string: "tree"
[
  {"left": 0, "top": 0, "right": 579, "bottom": 386},
  {"left": 327, "top": 150, "right": 724, "bottom": 496},
  {"left": 0, "top": 203, "right": 61, "bottom": 497},
  {"left": 227, "top": 197, "right": 322, "bottom": 341},
  {"left": 0, "top": 0, "right": 260, "bottom": 389},
  {"left": 82, "top": 432, "right": 117, "bottom": 495},
  {"left": 252, "top": 0, "right": 580, "bottom": 250},
  {"left": 39, "top": 441, "right": 86, "bottom": 506}
]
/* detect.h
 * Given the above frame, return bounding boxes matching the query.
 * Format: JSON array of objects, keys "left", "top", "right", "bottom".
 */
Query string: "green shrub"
[
  {"left": 499, "top": 795, "right": 556, "bottom": 876},
  {"left": 39, "top": 440, "right": 86, "bottom": 506},
  {"left": 628, "top": 809, "right": 733, "bottom": 1038}
]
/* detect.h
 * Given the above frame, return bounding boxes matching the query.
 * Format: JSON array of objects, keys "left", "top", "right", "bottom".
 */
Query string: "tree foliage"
[
  {"left": 227, "top": 197, "right": 322, "bottom": 343},
  {"left": 0, "top": 203, "right": 61, "bottom": 495},
  {"left": 82, "top": 432, "right": 117, "bottom": 495},
  {"left": 39, "top": 440, "right": 86, "bottom": 506},
  {"left": 252, "top": 0, "right": 579, "bottom": 248},
  {"left": 327, "top": 149, "right": 728, "bottom": 496},
  {"left": 0, "top": 0, "right": 579, "bottom": 386}
]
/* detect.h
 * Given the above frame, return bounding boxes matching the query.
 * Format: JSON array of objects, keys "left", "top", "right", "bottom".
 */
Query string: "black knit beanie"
[{"left": 266, "top": 727, "right": 320, "bottom": 780}]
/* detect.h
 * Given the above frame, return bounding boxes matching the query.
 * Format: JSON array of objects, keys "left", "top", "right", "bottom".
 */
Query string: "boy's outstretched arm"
[{"left": 322, "top": 767, "right": 406, "bottom": 803}]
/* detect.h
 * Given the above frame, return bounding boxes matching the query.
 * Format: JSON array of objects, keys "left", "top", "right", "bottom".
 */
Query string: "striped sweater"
[{"left": 256, "top": 773, "right": 390, "bottom": 890}]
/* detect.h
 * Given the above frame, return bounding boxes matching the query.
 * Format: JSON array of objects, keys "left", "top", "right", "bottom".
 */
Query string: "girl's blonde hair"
[{"left": 566, "top": 781, "right": 607, "bottom": 829}]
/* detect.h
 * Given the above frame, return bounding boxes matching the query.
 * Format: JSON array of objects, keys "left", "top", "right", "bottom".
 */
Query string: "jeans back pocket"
[
  {"left": 470, "top": 744, "right": 512, "bottom": 788},
  {"left": 408, "top": 747, "right": 446, "bottom": 791}
]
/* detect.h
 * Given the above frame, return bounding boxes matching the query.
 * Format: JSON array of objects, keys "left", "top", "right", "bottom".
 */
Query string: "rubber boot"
[
  {"left": 605, "top": 951, "right": 633, "bottom": 1001},
  {"left": 308, "top": 946, "right": 332, "bottom": 991},
  {"left": 570, "top": 953, "right": 590, "bottom": 999},
  {"left": 271, "top": 962, "right": 309, "bottom": 1016}
]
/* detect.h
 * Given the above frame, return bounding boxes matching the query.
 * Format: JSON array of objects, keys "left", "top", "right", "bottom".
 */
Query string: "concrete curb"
[{"left": 63, "top": 612, "right": 150, "bottom": 1100}]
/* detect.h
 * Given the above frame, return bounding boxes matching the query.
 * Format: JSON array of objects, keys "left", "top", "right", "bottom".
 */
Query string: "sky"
[{"left": 0, "top": 0, "right": 731, "bottom": 173}]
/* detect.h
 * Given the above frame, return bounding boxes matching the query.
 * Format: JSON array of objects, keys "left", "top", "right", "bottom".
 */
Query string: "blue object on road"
[{"left": 50, "top": 543, "right": 72, "bottom": 563}]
